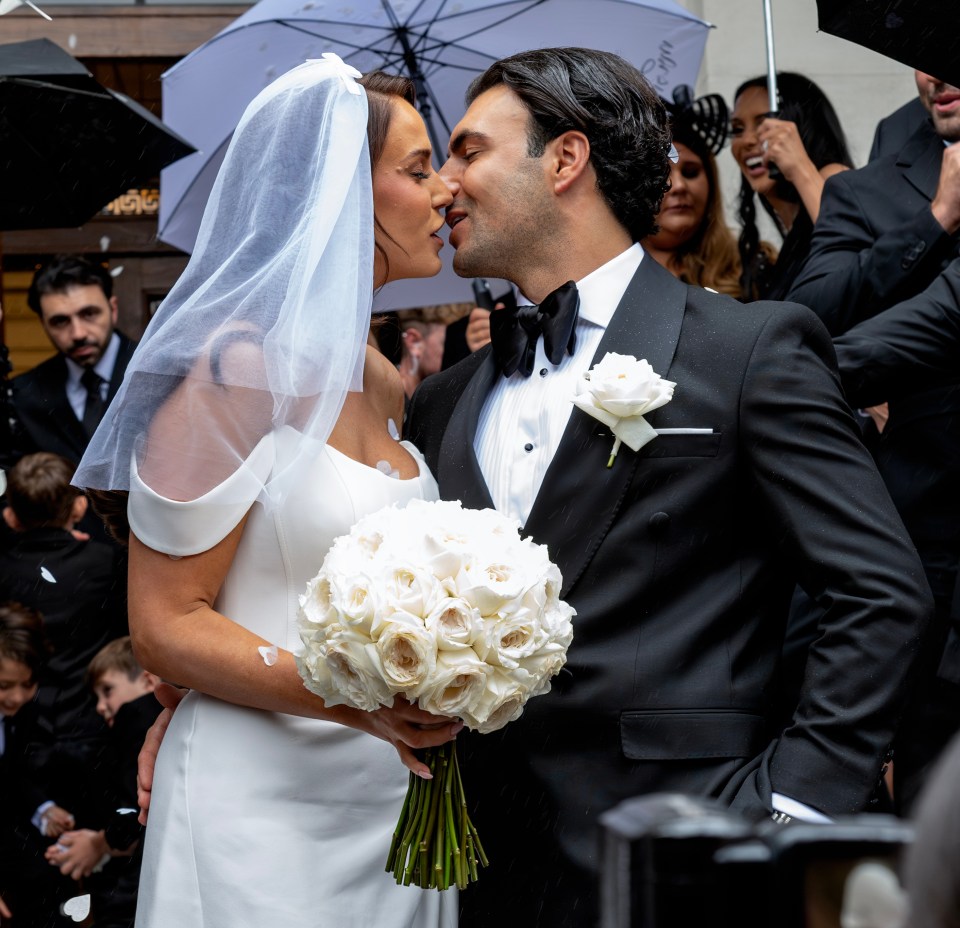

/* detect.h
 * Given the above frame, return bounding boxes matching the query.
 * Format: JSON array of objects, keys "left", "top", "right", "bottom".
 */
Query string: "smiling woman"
[
  {"left": 641, "top": 95, "right": 743, "bottom": 298},
  {"left": 730, "top": 72, "right": 853, "bottom": 300}
]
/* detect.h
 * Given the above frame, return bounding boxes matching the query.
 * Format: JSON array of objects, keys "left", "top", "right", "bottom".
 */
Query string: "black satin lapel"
[
  {"left": 523, "top": 258, "right": 687, "bottom": 597},
  {"left": 437, "top": 350, "right": 498, "bottom": 511}
]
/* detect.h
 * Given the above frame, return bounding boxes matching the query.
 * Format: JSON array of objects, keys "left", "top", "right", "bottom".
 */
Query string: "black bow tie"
[{"left": 490, "top": 281, "right": 580, "bottom": 378}]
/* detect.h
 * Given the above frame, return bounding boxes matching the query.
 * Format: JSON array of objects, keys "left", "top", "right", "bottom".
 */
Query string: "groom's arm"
[{"left": 739, "top": 301, "right": 933, "bottom": 816}]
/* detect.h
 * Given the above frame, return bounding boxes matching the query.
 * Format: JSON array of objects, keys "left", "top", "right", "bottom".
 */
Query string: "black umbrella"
[
  {"left": 817, "top": 0, "right": 960, "bottom": 88},
  {"left": 0, "top": 38, "right": 196, "bottom": 231}
]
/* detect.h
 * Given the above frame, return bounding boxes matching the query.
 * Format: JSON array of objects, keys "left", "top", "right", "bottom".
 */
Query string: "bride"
[{"left": 74, "top": 56, "right": 459, "bottom": 927}]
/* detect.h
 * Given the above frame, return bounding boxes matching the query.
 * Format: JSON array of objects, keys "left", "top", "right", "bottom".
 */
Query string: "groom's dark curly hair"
[{"left": 467, "top": 47, "right": 672, "bottom": 242}]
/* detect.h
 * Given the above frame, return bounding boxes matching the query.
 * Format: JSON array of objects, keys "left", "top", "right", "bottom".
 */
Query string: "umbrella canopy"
[
  {"left": 0, "top": 38, "right": 196, "bottom": 231},
  {"left": 159, "top": 0, "right": 711, "bottom": 309},
  {"left": 817, "top": 0, "right": 960, "bottom": 89}
]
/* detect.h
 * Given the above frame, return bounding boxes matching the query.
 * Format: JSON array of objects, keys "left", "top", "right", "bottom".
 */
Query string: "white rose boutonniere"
[{"left": 573, "top": 352, "right": 676, "bottom": 467}]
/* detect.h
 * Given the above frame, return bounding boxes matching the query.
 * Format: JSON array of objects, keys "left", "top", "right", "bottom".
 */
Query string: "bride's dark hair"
[
  {"left": 359, "top": 71, "right": 419, "bottom": 280},
  {"left": 90, "top": 70, "right": 419, "bottom": 546}
]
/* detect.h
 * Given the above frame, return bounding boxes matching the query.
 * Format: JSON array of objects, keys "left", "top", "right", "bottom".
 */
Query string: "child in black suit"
[
  {"left": 1, "top": 452, "right": 127, "bottom": 824},
  {"left": 0, "top": 601, "right": 75, "bottom": 928},
  {"left": 45, "top": 637, "right": 160, "bottom": 928}
]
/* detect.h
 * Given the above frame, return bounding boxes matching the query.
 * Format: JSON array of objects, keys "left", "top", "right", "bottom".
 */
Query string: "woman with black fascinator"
[
  {"left": 730, "top": 72, "right": 853, "bottom": 301},
  {"left": 642, "top": 88, "right": 746, "bottom": 299}
]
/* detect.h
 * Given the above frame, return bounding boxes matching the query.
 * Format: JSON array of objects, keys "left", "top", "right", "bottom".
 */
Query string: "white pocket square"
[{"left": 655, "top": 428, "right": 714, "bottom": 435}]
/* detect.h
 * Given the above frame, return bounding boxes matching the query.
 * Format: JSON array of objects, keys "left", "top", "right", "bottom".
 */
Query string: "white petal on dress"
[{"left": 133, "top": 429, "right": 456, "bottom": 927}]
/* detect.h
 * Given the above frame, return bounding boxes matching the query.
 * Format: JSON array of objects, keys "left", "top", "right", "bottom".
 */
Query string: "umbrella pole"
[
  {"left": 380, "top": 0, "right": 447, "bottom": 164},
  {"left": 762, "top": 0, "right": 778, "bottom": 111}
]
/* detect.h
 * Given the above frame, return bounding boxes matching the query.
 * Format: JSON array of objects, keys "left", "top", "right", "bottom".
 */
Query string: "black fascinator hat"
[{"left": 668, "top": 85, "right": 729, "bottom": 160}]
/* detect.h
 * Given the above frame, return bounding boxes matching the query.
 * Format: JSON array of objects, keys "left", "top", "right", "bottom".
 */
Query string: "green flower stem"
[{"left": 385, "top": 740, "right": 487, "bottom": 891}]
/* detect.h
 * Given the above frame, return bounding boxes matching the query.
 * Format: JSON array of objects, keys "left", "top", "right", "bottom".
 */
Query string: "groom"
[{"left": 407, "top": 48, "right": 933, "bottom": 925}]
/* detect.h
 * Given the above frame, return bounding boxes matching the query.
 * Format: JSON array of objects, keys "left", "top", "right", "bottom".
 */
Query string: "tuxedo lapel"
[
  {"left": 523, "top": 258, "right": 687, "bottom": 596},
  {"left": 437, "top": 348, "right": 498, "bottom": 511},
  {"left": 898, "top": 123, "right": 943, "bottom": 202}
]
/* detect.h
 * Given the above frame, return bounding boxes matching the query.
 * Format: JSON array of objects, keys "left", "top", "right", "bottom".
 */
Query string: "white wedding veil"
[{"left": 74, "top": 55, "right": 373, "bottom": 509}]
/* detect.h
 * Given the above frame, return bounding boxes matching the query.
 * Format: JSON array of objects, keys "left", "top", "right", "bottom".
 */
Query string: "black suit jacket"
[
  {"left": 408, "top": 258, "right": 932, "bottom": 926},
  {"left": 10, "top": 331, "right": 137, "bottom": 464},
  {"left": 0, "top": 529, "right": 127, "bottom": 743},
  {"left": 788, "top": 121, "right": 960, "bottom": 609},
  {"left": 869, "top": 98, "right": 929, "bottom": 162}
]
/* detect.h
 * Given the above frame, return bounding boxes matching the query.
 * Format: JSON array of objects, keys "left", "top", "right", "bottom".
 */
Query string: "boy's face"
[
  {"left": 0, "top": 657, "right": 38, "bottom": 717},
  {"left": 93, "top": 669, "right": 153, "bottom": 726}
]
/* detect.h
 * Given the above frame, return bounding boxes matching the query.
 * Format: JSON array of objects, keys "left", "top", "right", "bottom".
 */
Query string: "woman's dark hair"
[
  {"left": 733, "top": 72, "right": 853, "bottom": 300},
  {"left": 358, "top": 71, "right": 418, "bottom": 280},
  {"left": 0, "top": 602, "right": 52, "bottom": 681},
  {"left": 468, "top": 47, "right": 672, "bottom": 242}
]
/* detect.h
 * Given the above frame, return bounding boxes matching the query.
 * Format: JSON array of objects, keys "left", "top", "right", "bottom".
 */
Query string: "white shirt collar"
[
  {"left": 65, "top": 331, "right": 120, "bottom": 389},
  {"left": 515, "top": 243, "right": 643, "bottom": 330}
]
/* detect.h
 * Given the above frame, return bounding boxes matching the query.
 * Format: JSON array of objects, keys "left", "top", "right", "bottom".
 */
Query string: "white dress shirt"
[
  {"left": 475, "top": 244, "right": 642, "bottom": 525},
  {"left": 64, "top": 331, "right": 120, "bottom": 421},
  {"left": 474, "top": 243, "right": 827, "bottom": 824}
]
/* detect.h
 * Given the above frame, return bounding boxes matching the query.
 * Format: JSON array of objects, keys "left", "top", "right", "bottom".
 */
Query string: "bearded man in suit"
[
  {"left": 789, "top": 70, "right": 960, "bottom": 811},
  {"left": 406, "top": 47, "right": 933, "bottom": 926},
  {"left": 11, "top": 255, "right": 136, "bottom": 465}
]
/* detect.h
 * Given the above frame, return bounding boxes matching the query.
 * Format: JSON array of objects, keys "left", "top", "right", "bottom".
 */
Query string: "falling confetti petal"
[
  {"left": 61, "top": 896, "right": 91, "bottom": 923},
  {"left": 99, "top": 235, "right": 110, "bottom": 252},
  {"left": 258, "top": 644, "right": 279, "bottom": 666},
  {"left": 387, "top": 418, "right": 400, "bottom": 440},
  {"left": 110, "top": 265, "right": 124, "bottom": 277},
  {"left": 40, "top": 566, "right": 57, "bottom": 583}
]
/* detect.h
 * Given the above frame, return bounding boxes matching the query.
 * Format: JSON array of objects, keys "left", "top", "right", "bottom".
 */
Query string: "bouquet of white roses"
[{"left": 296, "top": 498, "right": 575, "bottom": 891}]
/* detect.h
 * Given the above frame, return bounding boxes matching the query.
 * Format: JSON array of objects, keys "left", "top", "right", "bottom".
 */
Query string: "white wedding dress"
[{"left": 130, "top": 428, "right": 457, "bottom": 928}]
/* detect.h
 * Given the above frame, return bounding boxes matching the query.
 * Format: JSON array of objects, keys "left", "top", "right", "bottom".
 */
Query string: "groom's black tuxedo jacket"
[{"left": 407, "top": 258, "right": 932, "bottom": 926}]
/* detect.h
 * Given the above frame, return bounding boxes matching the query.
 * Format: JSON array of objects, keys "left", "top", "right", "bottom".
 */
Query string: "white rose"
[
  {"left": 473, "top": 611, "right": 546, "bottom": 669},
  {"left": 518, "top": 645, "right": 568, "bottom": 698},
  {"left": 424, "top": 597, "right": 483, "bottom": 650},
  {"left": 461, "top": 668, "right": 533, "bottom": 734},
  {"left": 456, "top": 555, "right": 543, "bottom": 617},
  {"left": 327, "top": 572, "right": 378, "bottom": 632},
  {"left": 414, "top": 649, "right": 490, "bottom": 717},
  {"left": 374, "top": 611, "right": 438, "bottom": 694},
  {"left": 573, "top": 352, "right": 676, "bottom": 456},
  {"left": 321, "top": 624, "right": 393, "bottom": 712},
  {"left": 299, "top": 575, "right": 337, "bottom": 627},
  {"left": 378, "top": 563, "right": 444, "bottom": 619}
]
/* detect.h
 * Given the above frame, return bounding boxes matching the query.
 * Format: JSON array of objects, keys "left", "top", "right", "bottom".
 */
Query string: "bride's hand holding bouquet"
[{"left": 296, "top": 498, "right": 575, "bottom": 891}]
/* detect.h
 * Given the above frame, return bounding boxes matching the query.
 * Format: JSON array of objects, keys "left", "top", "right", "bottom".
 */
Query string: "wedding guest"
[
  {"left": 396, "top": 304, "right": 466, "bottom": 398},
  {"left": 0, "top": 452, "right": 127, "bottom": 825},
  {"left": 901, "top": 729, "right": 960, "bottom": 928},
  {"left": 12, "top": 256, "right": 136, "bottom": 465},
  {"left": 789, "top": 70, "right": 960, "bottom": 811},
  {"left": 642, "top": 91, "right": 745, "bottom": 298},
  {"left": 0, "top": 601, "right": 75, "bottom": 928},
  {"left": 73, "top": 59, "right": 459, "bottom": 928},
  {"left": 45, "top": 637, "right": 160, "bottom": 928},
  {"left": 407, "top": 47, "right": 931, "bottom": 927},
  {"left": 730, "top": 72, "right": 853, "bottom": 300}
]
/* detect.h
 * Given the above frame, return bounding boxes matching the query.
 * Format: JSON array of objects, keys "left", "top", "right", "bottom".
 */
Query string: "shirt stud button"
[
  {"left": 539, "top": 368, "right": 548, "bottom": 377},
  {"left": 524, "top": 443, "right": 534, "bottom": 453}
]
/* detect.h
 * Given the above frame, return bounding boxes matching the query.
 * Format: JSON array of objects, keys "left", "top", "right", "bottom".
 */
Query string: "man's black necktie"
[
  {"left": 81, "top": 368, "right": 107, "bottom": 437},
  {"left": 490, "top": 280, "right": 580, "bottom": 378}
]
